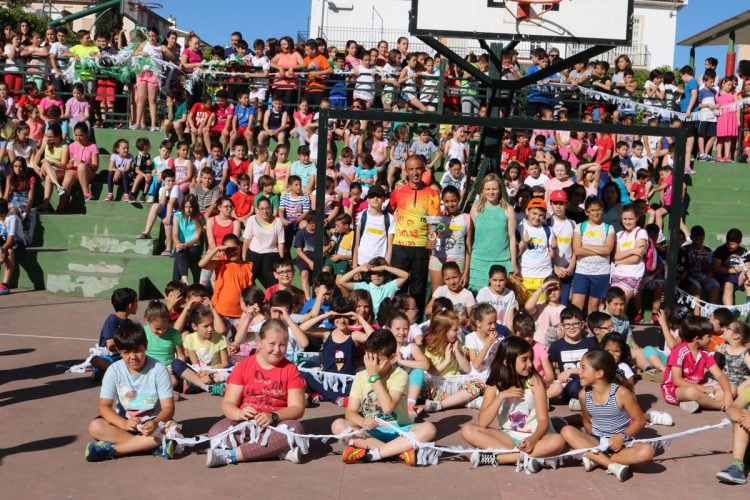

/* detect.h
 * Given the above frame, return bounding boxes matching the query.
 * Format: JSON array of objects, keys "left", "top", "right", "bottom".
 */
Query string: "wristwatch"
[
  {"left": 270, "top": 412, "right": 280, "bottom": 424},
  {"left": 368, "top": 374, "right": 381, "bottom": 383},
  {"left": 619, "top": 431, "right": 631, "bottom": 441}
]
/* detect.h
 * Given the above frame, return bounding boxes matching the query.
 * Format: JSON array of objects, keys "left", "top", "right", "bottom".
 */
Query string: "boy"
[
  {"left": 264, "top": 258, "right": 306, "bottom": 303},
  {"left": 191, "top": 167, "right": 220, "bottom": 217},
  {"left": 130, "top": 137, "right": 153, "bottom": 202},
  {"left": 326, "top": 213, "right": 354, "bottom": 275},
  {"left": 660, "top": 315, "right": 733, "bottom": 413},
  {"left": 231, "top": 173, "right": 254, "bottom": 223},
  {"left": 353, "top": 185, "right": 394, "bottom": 268},
  {"left": 245, "top": 39, "right": 271, "bottom": 125},
  {"left": 93, "top": 32, "right": 117, "bottom": 126},
  {"left": 519, "top": 198, "right": 557, "bottom": 296},
  {"left": 189, "top": 94, "right": 216, "bottom": 152},
  {"left": 331, "top": 329, "right": 437, "bottom": 466},
  {"left": 62, "top": 30, "right": 99, "bottom": 94},
  {"left": 603, "top": 286, "right": 632, "bottom": 339},
  {"left": 696, "top": 71, "right": 718, "bottom": 161},
  {"left": 677, "top": 66, "right": 699, "bottom": 172},
  {"left": 548, "top": 305, "right": 598, "bottom": 411},
  {"left": 476, "top": 265, "right": 517, "bottom": 330},
  {"left": 523, "top": 159, "right": 549, "bottom": 188},
  {"left": 586, "top": 310, "right": 615, "bottom": 343},
  {"left": 548, "top": 189, "right": 576, "bottom": 305},
  {"left": 682, "top": 225, "right": 720, "bottom": 307},
  {"left": 137, "top": 169, "right": 182, "bottom": 255},
  {"left": 624, "top": 140, "right": 649, "bottom": 175},
  {"left": 225, "top": 142, "right": 249, "bottom": 196},
  {"left": 294, "top": 212, "right": 331, "bottom": 299},
  {"left": 279, "top": 176, "right": 311, "bottom": 253},
  {"left": 291, "top": 145, "right": 317, "bottom": 197},
  {"left": 90, "top": 287, "right": 138, "bottom": 374},
  {"left": 302, "top": 39, "right": 333, "bottom": 108},
  {"left": 708, "top": 307, "right": 734, "bottom": 353},
  {"left": 258, "top": 96, "right": 289, "bottom": 146},
  {"left": 514, "top": 131, "right": 533, "bottom": 165},
  {"left": 162, "top": 90, "right": 187, "bottom": 142},
  {"left": 715, "top": 387, "right": 750, "bottom": 484},
  {"left": 210, "top": 90, "right": 234, "bottom": 152},
  {"left": 85, "top": 321, "right": 178, "bottom": 462},
  {"left": 440, "top": 158, "right": 467, "bottom": 195},
  {"left": 207, "top": 142, "right": 229, "bottom": 193},
  {"left": 230, "top": 92, "right": 255, "bottom": 150},
  {"left": 253, "top": 175, "right": 280, "bottom": 217},
  {"left": 500, "top": 133, "right": 516, "bottom": 169},
  {"left": 428, "top": 261, "right": 477, "bottom": 315},
  {"left": 409, "top": 127, "right": 440, "bottom": 171}
]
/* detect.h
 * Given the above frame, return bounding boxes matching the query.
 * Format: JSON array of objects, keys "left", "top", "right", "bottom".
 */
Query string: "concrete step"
[
  {"left": 45, "top": 271, "right": 154, "bottom": 299},
  {"left": 68, "top": 233, "right": 157, "bottom": 255},
  {"left": 82, "top": 199, "right": 150, "bottom": 217},
  {"left": 38, "top": 213, "right": 145, "bottom": 248}
]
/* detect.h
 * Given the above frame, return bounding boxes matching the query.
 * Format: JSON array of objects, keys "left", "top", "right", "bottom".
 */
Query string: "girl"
[
  {"left": 299, "top": 297, "right": 374, "bottom": 406},
  {"left": 349, "top": 289, "right": 379, "bottom": 330},
  {"left": 601, "top": 182, "right": 623, "bottom": 232},
  {"left": 250, "top": 145, "right": 270, "bottom": 194},
  {"left": 354, "top": 153, "right": 376, "bottom": 195},
  {"left": 344, "top": 40, "right": 361, "bottom": 69},
  {"left": 229, "top": 286, "right": 267, "bottom": 356},
  {"left": 172, "top": 194, "right": 203, "bottom": 284},
  {"left": 206, "top": 319, "right": 306, "bottom": 467},
  {"left": 543, "top": 161, "right": 574, "bottom": 204},
  {"left": 560, "top": 350, "right": 656, "bottom": 481},
  {"left": 334, "top": 147, "right": 357, "bottom": 195},
  {"left": 418, "top": 56, "right": 440, "bottom": 111},
  {"left": 443, "top": 126, "right": 468, "bottom": 167},
  {"left": 344, "top": 120, "right": 364, "bottom": 157},
  {"left": 641, "top": 305, "right": 688, "bottom": 378},
  {"left": 132, "top": 27, "right": 174, "bottom": 131},
  {"left": 600, "top": 333, "right": 636, "bottom": 387},
  {"left": 39, "top": 84, "right": 63, "bottom": 116},
  {"left": 182, "top": 304, "right": 230, "bottom": 389},
  {"left": 3, "top": 32, "right": 22, "bottom": 98},
  {"left": 35, "top": 124, "right": 69, "bottom": 213},
  {"left": 389, "top": 311, "right": 429, "bottom": 419},
  {"left": 465, "top": 304, "right": 501, "bottom": 375},
  {"left": 610, "top": 205, "right": 648, "bottom": 306},
  {"left": 461, "top": 336, "right": 565, "bottom": 471},
  {"left": 468, "top": 173, "right": 517, "bottom": 292},
  {"left": 513, "top": 312, "right": 562, "bottom": 400},
  {"left": 336, "top": 258, "right": 409, "bottom": 317},
  {"left": 291, "top": 99, "right": 313, "bottom": 145},
  {"left": 422, "top": 309, "right": 483, "bottom": 413},
  {"left": 503, "top": 163, "right": 523, "bottom": 201},
  {"left": 388, "top": 124, "right": 410, "bottom": 188},
  {"left": 398, "top": 53, "right": 427, "bottom": 110},
  {"left": 3, "top": 157, "right": 35, "bottom": 215},
  {"left": 271, "top": 144, "right": 291, "bottom": 194},
  {"left": 26, "top": 106, "right": 45, "bottom": 143},
  {"left": 718, "top": 321, "right": 750, "bottom": 396},
  {"left": 525, "top": 276, "right": 565, "bottom": 347},
  {"left": 381, "top": 49, "right": 401, "bottom": 114},
  {"left": 715, "top": 76, "right": 739, "bottom": 162},
  {"left": 106, "top": 139, "right": 134, "bottom": 202},
  {"left": 173, "top": 141, "right": 195, "bottom": 194},
  {"left": 428, "top": 186, "right": 472, "bottom": 293},
  {"left": 64, "top": 83, "right": 91, "bottom": 132},
  {"left": 575, "top": 162, "right": 601, "bottom": 199},
  {"left": 205, "top": 196, "right": 241, "bottom": 249},
  {"left": 559, "top": 130, "right": 585, "bottom": 169},
  {"left": 67, "top": 122, "right": 99, "bottom": 202}
]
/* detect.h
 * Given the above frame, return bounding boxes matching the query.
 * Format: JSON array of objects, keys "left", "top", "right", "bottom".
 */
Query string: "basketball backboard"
[
  {"left": 409, "top": 0, "right": 633, "bottom": 45},
  {"left": 121, "top": 0, "right": 140, "bottom": 22}
]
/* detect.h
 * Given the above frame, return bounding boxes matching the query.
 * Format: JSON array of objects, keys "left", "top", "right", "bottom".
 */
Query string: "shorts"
[
  {"left": 157, "top": 205, "right": 174, "bottom": 223},
  {"left": 249, "top": 88, "right": 267, "bottom": 102},
  {"left": 0, "top": 236, "right": 25, "bottom": 253},
  {"left": 94, "top": 415, "right": 139, "bottom": 436},
  {"left": 522, "top": 276, "right": 546, "bottom": 296},
  {"left": 428, "top": 256, "right": 466, "bottom": 273},
  {"left": 698, "top": 121, "right": 717, "bottom": 138},
  {"left": 642, "top": 346, "right": 668, "bottom": 367},
  {"left": 663, "top": 204, "right": 686, "bottom": 219},
  {"left": 95, "top": 79, "right": 116, "bottom": 102},
  {"left": 381, "top": 91, "right": 394, "bottom": 106},
  {"left": 237, "top": 125, "right": 253, "bottom": 137},
  {"left": 136, "top": 71, "right": 159, "bottom": 87},
  {"left": 661, "top": 383, "right": 679, "bottom": 406},
  {"left": 401, "top": 92, "right": 417, "bottom": 102},
  {"left": 716, "top": 272, "right": 740, "bottom": 288},
  {"left": 685, "top": 276, "right": 720, "bottom": 291},
  {"left": 571, "top": 273, "right": 610, "bottom": 299},
  {"left": 368, "top": 423, "right": 415, "bottom": 443},
  {"left": 296, "top": 254, "right": 314, "bottom": 273},
  {"left": 610, "top": 274, "right": 642, "bottom": 293}
]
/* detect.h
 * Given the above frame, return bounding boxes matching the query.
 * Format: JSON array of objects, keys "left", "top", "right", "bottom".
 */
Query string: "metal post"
[
  {"left": 437, "top": 58, "right": 446, "bottom": 115},
  {"left": 727, "top": 30, "right": 736, "bottom": 76},
  {"left": 313, "top": 108, "right": 330, "bottom": 271},
  {"left": 689, "top": 46, "right": 696, "bottom": 69},
  {"left": 663, "top": 132, "right": 688, "bottom": 308}
]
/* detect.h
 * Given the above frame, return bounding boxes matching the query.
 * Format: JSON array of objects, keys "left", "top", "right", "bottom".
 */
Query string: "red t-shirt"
[
  {"left": 190, "top": 102, "right": 214, "bottom": 127},
  {"left": 211, "top": 103, "right": 234, "bottom": 131},
  {"left": 228, "top": 158, "right": 250, "bottom": 179},
  {"left": 231, "top": 191, "right": 254, "bottom": 218},
  {"left": 264, "top": 283, "right": 305, "bottom": 302},
  {"left": 595, "top": 135, "right": 615, "bottom": 171},
  {"left": 226, "top": 355, "right": 305, "bottom": 412},
  {"left": 501, "top": 146, "right": 517, "bottom": 167},
  {"left": 514, "top": 144, "right": 533, "bottom": 165}
]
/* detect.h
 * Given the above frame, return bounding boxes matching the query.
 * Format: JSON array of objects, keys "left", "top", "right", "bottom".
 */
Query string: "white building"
[{"left": 309, "top": 0, "right": 688, "bottom": 68}]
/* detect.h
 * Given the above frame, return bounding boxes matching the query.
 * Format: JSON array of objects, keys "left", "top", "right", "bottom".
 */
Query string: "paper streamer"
[
  {"left": 675, "top": 287, "right": 750, "bottom": 318},
  {"left": 63, "top": 345, "right": 111, "bottom": 373}
]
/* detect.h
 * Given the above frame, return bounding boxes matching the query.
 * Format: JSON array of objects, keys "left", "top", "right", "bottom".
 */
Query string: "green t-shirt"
[
  {"left": 349, "top": 367, "right": 409, "bottom": 425},
  {"left": 69, "top": 44, "right": 100, "bottom": 80},
  {"left": 174, "top": 102, "right": 187, "bottom": 120},
  {"left": 353, "top": 280, "right": 399, "bottom": 317},
  {"left": 254, "top": 193, "right": 280, "bottom": 211},
  {"left": 145, "top": 324, "right": 182, "bottom": 366}
]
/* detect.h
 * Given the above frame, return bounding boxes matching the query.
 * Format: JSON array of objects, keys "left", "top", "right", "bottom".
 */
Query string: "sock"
[
  {"left": 228, "top": 449, "right": 237, "bottom": 464},
  {"left": 366, "top": 449, "right": 381, "bottom": 462},
  {"left": 731, "top": 458, "right": 745, "bottom": 471},
  {"left": 200, "top": 384, "right": 210, "bottom": 392}
]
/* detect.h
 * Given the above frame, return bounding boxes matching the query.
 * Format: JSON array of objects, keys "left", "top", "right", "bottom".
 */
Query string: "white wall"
[{"left": 634, "top": 4, "right": 678, "bottom": 68}]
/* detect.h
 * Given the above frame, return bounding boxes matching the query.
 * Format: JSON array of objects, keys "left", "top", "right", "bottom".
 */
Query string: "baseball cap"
[
  {"left": 366, "top": 186, "right": 386, "bottom": 198},
  {"left": 549, "top": 190, "right": 568, "bottom": 203},
  {"left": 526, "top": 198, "right": 547, "bottom": 211}
]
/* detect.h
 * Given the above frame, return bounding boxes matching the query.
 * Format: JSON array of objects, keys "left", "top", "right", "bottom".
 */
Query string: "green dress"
[{"left": 469, "top": 204, "right": 512, "bottom": 292}]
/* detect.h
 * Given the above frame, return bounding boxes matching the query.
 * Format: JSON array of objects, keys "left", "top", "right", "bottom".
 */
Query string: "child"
[
  {"left": 513, "top": 312, "right": 562, "bottom": 399},
  {"left": 717, "top": 321, "right": 750, "bottom": 396},
  {"left": 230, "top": 93, "right": 255, "bottom": 151},
  {"left": 3, "top": 158, "right": 36, "bottom": 217},
  {"left": 715, "top": 387, "right": 750, "bottom": 484},
  {"left": 231, "top": 173, "right": 255, "bottom": 222},
  {"left": 130, "top": 138, "right": 153, "bottom": 202},
  {"left": 199, "top": 234, "right": 254, "bottom": 324},
  {"left": 162, "top": 90, "right": 187, "bottom": 142},
  {"left": 250, "top": 145, "right": 270, "bottom": 194},
  {"left": 141, "top": 300, "right": 186, "bottom": 389},
  {"left": 258, "top": 96, "right": 289, "bottom": 146},
  {"left": 504, "top": 163, "right": 523, "bottom": 200},
  {"left": 171, "top": 195, "right": 204, "bottom": 284},
  {"left": 64, "top": 83, "right": 91, "bottom": 132},
  {"left": 559, "top": 350, "right": 656, "bottom": 481},
  {"left": 326, "top": 213, "right": 354, "bottom": 275},
  {"left": 85, "top": 321, "right": 179, "bottom": 462},
  {"left": 191, "top": 167, "right": 220, "bottom": 217},
  {"left": 519, "top": 198, "right": 557, "bottom": 296},
  {"left": 547, "top": 189, "right": 576, "bottom": 304},
  {"left": 476, "top": 265, "right": 517, "bottom": 330},
  {"left": 352, "top": 186, "right": 394, "bottom": 268},
  {"left": 107, "top": 139, "right": 134, "bottom": 202},
  {"left": 603, "top": 286, "right": 633, "bottom": 341},
  {"left": 279, "top": 176, "right": 311, "bottom": 252},
  {"left": 427, "top": 186, "right": 471, "bottom": 292},
  {"left": 549, "top": 306, "right": 598, "bottom": 411},
  {"left": 90, "top": 287, "right": 139, "bottom": 374},
  {"left": 715, "top": 77, "right": 739, "bottom": 163},
  {"left": 137, "top": 169, "right": 181, "bottom": 253},
  {"left": 263, "top": 259, "right": 306, "bottom": 304},
  {"left": 525, "top": 276, "right": 565, "bottom": 348},
  {"left": 291, "top": 145, "right": 317, "bottom": 197},
  {"left": 600, "top": 333, "right": 636, "bottom": 388},
  {"left": 336, "top": 257, "right": 409, "bottom": 317},
  {"left": 410, "top": 127, "right": 440, "bottom": 172},
  {"left": 173, "top": 141, "right": 196, "bottom": 194},
  {"left": 465, "top": 303, "right": 503, "bottom": 376},
  {"left": 182, "top": 304, "right": 230, "bottom": 380},
  {"left": 368, "top": 124, "right": 390, "bottom": 172},
  {"left": 335, "top": 147, "right": 357, "bottom": 195},
  {"left": 428, "top": 262, "right": 476, "bottom": 316},
  {"left": 300, "top": 297, "right": 373, "bottom": 406},
  {"left": 145, "top": 140, "right": 174, "bottom": 203},
  {"left": 440, "top": 159, "right": 467, "bottom": 195},
  {"left": 388, "top": 311, "right": 430, "bottom": 418},
  {"left": 271, "top": 144, "right": 292, "bottom": 194},
  {"left": 294, "top": 212, "right": 331, "bottom": 299},
  {"left": 388, "top": 124, "right": 410, "bottom": 187},
  {"left": 661, "top": 315, "right": 734, "bottom": 413},
  {"left": 229, "top": 286, "right": 267, "bottom": 355},
  {"left": 253, "top": 175, "right": 279, "bottom": 217},
  {"left": 331, "top": 329, "right": 437, "bottom": 466},
  {"left": 354, "top": 153, "right": 377, "bottom": 196},
  {"left": 523, "top": 160, "right": 550, "bottom": 188},
  {"left": 188, "top": 94, "right": 216, "bottom": 152},
  {"left": 462, "top": 336, "right": 565, "bottom": 471},
  {"left": 696, "top": 72, "right": 718, "bottom": 162},
  {"left": 225, "top": 142, "right": 249, "bottom": 196}
]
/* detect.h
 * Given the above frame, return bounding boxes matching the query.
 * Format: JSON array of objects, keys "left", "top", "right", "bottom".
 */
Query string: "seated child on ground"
[
  {"left": 476, "top": 265, "right": 517, "bottom": 330},
  {"left": 387, "top": 311, "right": 429, "bottom": 419},
  {"left": 715, "top": 386, "right": 750, "bottom": 485},
  {"left": 513, "top": 311, "right": 562, "bottom": 400},
  {"left": 91, "top": 287, "right": 139, "bottom": 375},
  {"left": 336, "top": 257, "right": 409, "bottom": 318},
  {"left": 427, "top": 262, "right": 477, "bottom": 316}
]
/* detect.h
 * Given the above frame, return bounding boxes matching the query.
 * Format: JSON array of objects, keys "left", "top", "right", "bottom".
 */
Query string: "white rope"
[
  {"left": 675, "top": 287, "right": 750, "bottom": 318},
  {"left": 63, "top": 345, "right": 111, "bottom": 373}
]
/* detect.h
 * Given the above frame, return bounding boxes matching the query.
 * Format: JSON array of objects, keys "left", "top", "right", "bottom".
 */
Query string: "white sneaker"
[
  {"left": 466, "top": 396, "right": 483, "bottom": 410},
  {"left": 680, "top": 400, "right": 700, "bottom": 413},
  {"left": 424, "top": 399, "right": 441, "bottom": 413},
  {"left": 647, "top": 410, "right": 674, "bottom": 426},
  {"left": 607, "top": 462, "right": 632, "bottom": 481},
  {"left": 524, "top": 458, "right": 542, "bottom": 474},
  {"left": 470, "top": 451, "right": 500, "bottom": 468},
  {"left": 205, "top": 448, "right": 233, "bottom": 468},
  {"left": 568, "top": 398, "right": 582, "bottom": 412},
  {"left": 57, "top": 186, "right": 66, "bottom": 196},
  {"left": 582, "top": 456, "right": 597, "bottom": 472},
  {"left": 145, "top": 195, "right": 155, "bottom": 204},
  {"left": 280, "top": 446, "right": 301, "bottom": 464}
]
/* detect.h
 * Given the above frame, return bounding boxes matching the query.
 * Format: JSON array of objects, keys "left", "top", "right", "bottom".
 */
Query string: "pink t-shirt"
[
  {"left": 226, "top": 354, "right": 305, "bottom": 412},
  {"left": 370, "top": 139, "right": 389, "bottom": 164},
  {"left": 243, "top": 216, "right": 285, "bottom": 254},
  {"left": 65, "top": 98, "right": 90, "bottom": 122},
  {"left": 532, "top": 342, "right": 549, "bottom": 378},
  {"left": 181, "top": 48, "right": 203, "bottom": 72},
  {"left": 40, "top": 96, "right": 63, "bottom": 114},
  {"left": 293, "top": 111, "right": 313, "bottom": 128},
  {"left": 662, "top": 342, "right": 715, "bottom": 393},
  {"left": 532, "top": 303, "right": 564, "bottom": 345},
  {"left": 69, "top": 141, "right": 98, "bottom": 165},
  {"left": 211, "top": 103, "right": 234, "bottom": 131},
  {"left": 544, "top": 177, "right": 573, "bottom": 195}
]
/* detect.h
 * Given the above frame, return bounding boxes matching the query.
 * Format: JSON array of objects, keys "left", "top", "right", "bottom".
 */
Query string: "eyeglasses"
[
  {"left": 561, "top": 322, "right": 581, "bottom": 329},
  {"left": 586, "top": 209, "right": 603, "bottom": 214}
]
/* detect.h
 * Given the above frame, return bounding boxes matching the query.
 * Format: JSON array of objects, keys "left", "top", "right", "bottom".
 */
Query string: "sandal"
[
  {"left": 160, "top": 249, "right": 172, "bottom": 256},
  {"left": 641, "top": 366, "right": 663, "bottom": 382}
]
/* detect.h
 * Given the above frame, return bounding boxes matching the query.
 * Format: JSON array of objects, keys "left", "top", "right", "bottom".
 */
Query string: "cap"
[
  {"left": 549, "top": 190, "right": 568, "bottom": 203},
  {"left": 526, "top": 198, "right": 547, "bottom": 211},
  {"left": 366, "top": 186, "right": 386, "bottom": 198}
]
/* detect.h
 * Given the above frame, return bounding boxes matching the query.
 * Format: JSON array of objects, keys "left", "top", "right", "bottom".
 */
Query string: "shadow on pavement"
[
  {"left": 0, "top": 376, "right": 93, "bottom": 407},
  {"left": 0, "top": 360, "right": 85, "bottom": 385},
  {"left": 433, "top": 414, "right": 473, "bottom": 440},
  {"left": 0, "top": 435, "right": 78, "bottom": 465},
  {"left": 0, "top": 348, "right": 36, "bottom": 356}
]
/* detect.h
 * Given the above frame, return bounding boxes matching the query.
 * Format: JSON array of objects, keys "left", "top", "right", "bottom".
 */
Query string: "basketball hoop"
[
  {"left": 511, "top": 0, "right": 561, "bottom": 22},
  {"left": 129, "top": 1, "right": 165, "bottom": 12}
]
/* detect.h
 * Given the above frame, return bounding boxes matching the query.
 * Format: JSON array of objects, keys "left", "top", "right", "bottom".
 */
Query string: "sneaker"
[
  {"left": 85, "top": 441, "right": 116, "bottom": 462},
  {"left": 342, "top": 446, "right": 368, "bottom": 464},
  {"left": 525, "top": 457, "right": 543, "bottom": 474},
  {"left": 466, "top": 396, "right": 483, "bottom": 410},
  {"left": 470, "top": 451, "right": 499, "bottom": 468},
  {"left": 680, "top": 400, "right": 700, "bottom": 413},
  {"left": 205, "top": 447, "right": 233, "bottom": 468},
  {"left": 606, "top": 462, "right": 632, "bottom": 481},
  {"left": 83, "top": 192, "right": 94, "bottom": 201},
  {"left": 208, "top": 383, "right": 225, "bottom": 397},
  {"left": 305, "top": 393, "right": 321, "bottom": 407},
  {"left": 704, "top": 154, "right": 715, "bottom": 162},
  {"left": 647, "top": 410, "right": 674, "bottom": 426},
  {"left": 335, "top": 396, "right": 349, "bottom": 408},
  {"left": 57, "top": 186, "right": 66, "bottom": 196},
  {"left": 136, "top": 232, "right": 150, "bottom": 239},
  {"left": 122, "top": 194, "right": 130, "bottom": 202},
  {"left": 280, "top": 446, "right": 302, "bottom": 464},
  {"left": 0, "top": 284, "right": 10, "bottom": 296},
  {"left": 153, "top": 440, "right": 175, "bottom": 459},
  {"left": 631, "top": 313, "right": 643, "bottom": 324},
  {"left": 129, "top": 124, "right": 138, "bottom": 130},
  {"left": 105, "top": 193, "right": 114, "bottom": 201},
  {"left": 424, "top": 399, "right": 441, "bottom": 413},
  {"left": 396, "top": 449, "right": 416, "bottom": 466},
  {"left": 568, "top": 398, "right": 582, "bottom": 412},
  {"left": 146, "top": 195, "right": 155, "bottom": 203},
  {"left": 716, "top": 465, "right": 747, "bottom": 485},
  {"left": 150, "top": 126, "right": 160, "bottom": 132},
  {"left": 582, "top": 456, "right": 597, "bottom": 471}
]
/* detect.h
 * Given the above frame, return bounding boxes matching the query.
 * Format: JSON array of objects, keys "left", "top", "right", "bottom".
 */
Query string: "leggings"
[
  {"left": 208, "top": 417, "right": 304, "bottom": 461},
  {"left": 301, "top": 370, "right": 351, "bottom": 402},
  {"left": 108, "top": 170, "right": 131, "bottom": 194},
  {"left": 4, "top": 73, "right": 22, "bottom": 98},
  {"left": 409, "top": 368, "right": 425, "bottom": 389},
  {"left": 173, "top": 244, "right": 202, "bottom": 281},
  {"left": 248, "top": 250, "right": 281, "bottom": 288}
]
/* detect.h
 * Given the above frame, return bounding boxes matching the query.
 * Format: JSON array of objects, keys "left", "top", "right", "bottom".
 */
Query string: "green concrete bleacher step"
[
  {"left": 36, "top": 250, "right": 173, "bottom": 280},
  {"left": 39, "top": 213, "right": 146, "bottom": 248},
  {"left": 82, "top": 199, "right": 150, "bottom": 217},
  {"left": 68, "top": 233, "right": 157, "bottom": 255},
  {"left": 45, "top": 271, "right": 153, "bottom": 299}
]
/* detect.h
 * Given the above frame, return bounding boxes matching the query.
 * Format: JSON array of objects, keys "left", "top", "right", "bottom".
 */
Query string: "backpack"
[
  {"left": 643, "top": 230, "right": 657, "bottom": 272},
  {"left": 579, "top": 220, "right": 611, "bottom": 239}
]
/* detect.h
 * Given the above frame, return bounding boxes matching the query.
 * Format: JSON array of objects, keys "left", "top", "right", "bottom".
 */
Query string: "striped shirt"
[
  {"left": 279, "top": 193, "right": 310, "bottom": 222},
  {"left": 585, "top": 384, "right": 631, "bottom": 437}
]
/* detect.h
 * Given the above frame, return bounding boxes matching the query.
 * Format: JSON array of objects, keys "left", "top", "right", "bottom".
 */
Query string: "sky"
[{"left": 153, "top": 0, "right": 744, "bottom": 71}]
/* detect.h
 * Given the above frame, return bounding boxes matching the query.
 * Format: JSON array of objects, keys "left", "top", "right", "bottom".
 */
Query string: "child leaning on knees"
[
  {"left": 141, "top": 300, "right": 185, "bottom": 389},
  {"left": 387, "top": 311, "right": 430, "bottom": 420},
  {"left": 715, "top": 386, "right": 750, "bottom": 485},
  {"left": 85, "top": 320, "right": 180, "bottom": 462},
  {"left": 461, "top": 336, "right": 565, "bottom": 471},
  {"left": 560, "top": 350, "right": 655, "bottom": 482},
  {"left": 171, "top": 305, "right": 229, "bottom": 394},
  {"left": 331, "top": 329, "right": 437, "bottom": 466}
]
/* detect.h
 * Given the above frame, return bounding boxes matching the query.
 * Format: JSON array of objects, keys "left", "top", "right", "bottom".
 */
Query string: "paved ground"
[{"left": 1, "top": 290, "right": 748, "bottom": 499}]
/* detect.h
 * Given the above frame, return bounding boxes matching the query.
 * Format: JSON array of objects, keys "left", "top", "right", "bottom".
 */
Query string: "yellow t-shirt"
[
  {"left": 183, "top": 331, "right": 228, "bottom": 368},
  {"left": 69, "top": 44, "right": 100, "bottom": 80},
  {"left": 424, "top": 341, "right": 465, "bottom": 376},
  {"left": 349, "top": 367, "right": 410, "bottom": 425}
]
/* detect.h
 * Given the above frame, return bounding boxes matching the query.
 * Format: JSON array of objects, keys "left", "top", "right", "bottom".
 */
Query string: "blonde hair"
[
  {"left": 476, "top": 173, "right": 508, "bottom": 212},
  {"left": 425, "top": 309, "right": 460, "bottom": 358}
]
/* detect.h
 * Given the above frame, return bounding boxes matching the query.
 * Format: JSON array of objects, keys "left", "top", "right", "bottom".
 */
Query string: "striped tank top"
[{"left": 585, "top": 383, "right": 631, "bottom": 437}]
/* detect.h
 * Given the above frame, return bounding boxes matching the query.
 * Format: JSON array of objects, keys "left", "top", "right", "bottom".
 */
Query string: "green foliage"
[
  {"left": 0, "top": 1, "right": 52, "bottom": 36},
  {"left": 94, "top": 0, "right": 124, "bottom": 41}
]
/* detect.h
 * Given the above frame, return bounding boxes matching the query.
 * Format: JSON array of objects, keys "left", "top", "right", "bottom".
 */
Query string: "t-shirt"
[
  {"left": 190, "top": 102, "right": 214, "bottom": 127},
  {"left": 303, "top": 54, "right": 331, "bottom": 92},
  {"left": 440, "top": 172, "right": 467, "bottom": 191},
  {"left": 144, "top": 325, "right": 182, "bottom": 366},
  {"left": 410, "top": 140, "right": 438, "bottom": 161},
  {"left": 209, "top": 155, "right": 229, "bottom": 179},
  {"left": 5, "top": 139, "right": 37, "bottom": 162},
  {"left": 349, "top": 367, "right": 409, "bottom": 425},
  {"left": 100, "top": 357, "right": 173, "bottom": 418},
  {"left": 369, "top": 139, "right": 389, "bottom": 165},
  {"left": 231, "top": 191, "right": 254, "bottom": 218},
  {"left": 389, "top": 184, "right": 440, "bottom": 247},
  {"left": 226, "top": 355, "right": 305, "bottom": 412},
  {"left": 291, "top": 161, "right": 316, "bottom": 189},
  {"left": 524, "top": 174, "right": 550, "bottom": 188},
  {"left": 713, "top": 244, "right": 746, "bottom": 275},
  {"left": 294, "top": 228, "right": 322, "bottom": 257},
  {"left": 279, "top": 193, "right": 311, "bottom": 221},
  {"left": 575, "top": 222, "right": 614, "bottom": 275},
  {"left": 227, "top": 158, "right": 249, "bottom": 180},
  {"left": 211, "top": 103, "right": 234, "bottom": 131},
  {"left": 613, "top": 227, "right": 648, "bottom": 278},
  {"left": 433, "top": 285, "right": 477, "bottom": 311},
  {"left": 680, "top": 78, "right": 699, "bottom": 114},
  {"left": 697, "top": 87, "right": 717, "bottom": 122},
  {"left": 159, "top": 185, "right": 184, "bottom": 207},
  {"left": 476, "top": 287, "right": 517, "bottom": 324},
  {"left": 68, "top": 44, "right": 100, "bottom": 79},
  {"left": 254, "top": 192, "right": 280, "bottom": 211},
  {"left": 549, "top": 216, "right": 575, "bottom": 269},
  {"left": 609, "top": 312, "right": 633, "bottom": 338},
  {"left": 520, "top": 222, "right": 554, "bottom": 278},
  {"left": 662, "top": 342, "right": 716, "bottom": 392},
  {"left": 532, "top": 303, "right": 565, "bottom": 346},
  {"left": 353, "top": 280, "right": 400, "bottom": 316},
  {"left": 594, "top": 135, "right": 615, "bottom": 171},
  {"left": 0, "top": 213, "right": 22, "bottom": 240},
  {"left": 683, "top": 243, "right": 713, "bottom": 279},
  {"left": 464, "top": 332, "right": 500, "bottom": 374},
  {"left": 548, "top": 336, "right": 598, "bottom": 374},
  {"left": 432, "top": 213, "right": 471, "bottom": 262},
  {"left": 183, "top": 331, "right": 228, "bottom": 368},
  {"left": 65, "top": 98, "right": 90, "bottom": 122},
  {"left": 191, "top": 184, "right": 220, "bottom": 212},
  {"left": 356, "top": 210, "right": 395, "bottom": 265},
  {"left": 234, "top": 104, "right": 254, "bottom": 128},
  {"left": 98, "top": 314, "right": 129, "bottom": 348},
  {"left": 243, "top": 216, "right": 285, "bottom": 254}
]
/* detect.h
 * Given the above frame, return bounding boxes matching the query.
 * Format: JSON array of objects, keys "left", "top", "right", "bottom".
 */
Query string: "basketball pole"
[{"left": 663, "top": 131, "right": 690, "bottom": 309}]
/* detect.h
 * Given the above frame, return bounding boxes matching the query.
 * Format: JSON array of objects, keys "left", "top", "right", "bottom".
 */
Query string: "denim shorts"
[{"left": 572, "top": 273, "right": 610, "bottom": 299}]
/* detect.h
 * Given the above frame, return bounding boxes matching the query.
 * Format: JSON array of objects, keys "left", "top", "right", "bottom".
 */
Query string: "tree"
[
  {"left": 93, "top": 0, "right": 123, "bottom": 40},
  {"left": 0, "top": 0, "right": 52, "bottom": 37}
]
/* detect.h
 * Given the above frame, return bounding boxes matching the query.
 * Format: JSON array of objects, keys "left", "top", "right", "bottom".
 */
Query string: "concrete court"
[{"left": 0, "top": 290, "right": 748, "bottom": 499}]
